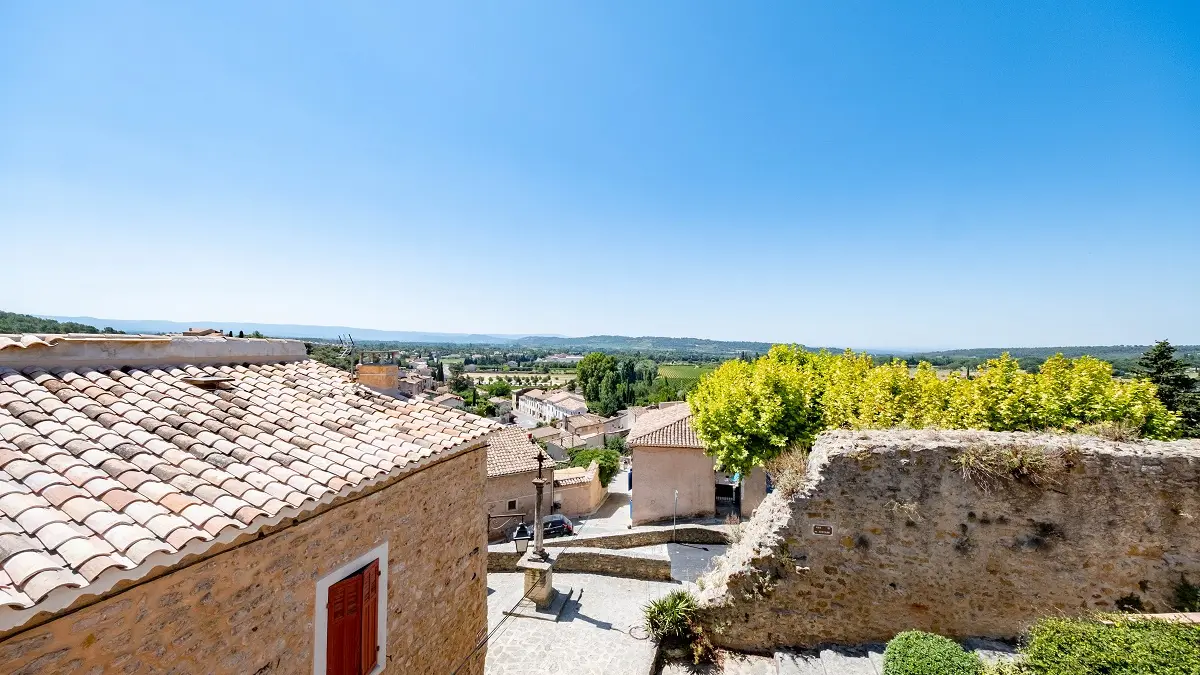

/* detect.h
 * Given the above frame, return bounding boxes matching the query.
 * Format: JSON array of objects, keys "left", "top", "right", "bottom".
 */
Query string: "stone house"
[
  {"left": 564, "top": 412, "right": 605, "bottom": 437},
  {"left": 628, "top": 404, "right": 765, "bottom": 526},
  {"left": 552, "top": 461, "right": 607, "bottom": 517},
  {"left": 433, "top": 392, "right": 465, "bottom": 409},
  {"left": 484, "top": 427, "right": 553, "bottom": 541},
  {"left": 487, "top": 396, "right": 512, "bottom": 417},
  {"left": 515, "top": 389, "right": 587, "bottom": 423},
  {"left": 0, "top": 333, "right": 498, "bottom": 674}
]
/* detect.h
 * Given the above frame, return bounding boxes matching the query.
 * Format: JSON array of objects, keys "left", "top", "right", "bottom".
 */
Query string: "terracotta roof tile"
[
  {"left": 627, "top": 404, "right": 702, "bottom": 449},
  {"left": 485, "top": 427, "right": 553, "bottom": 478},
  {"left": 0, "top": 336, "right": 498, "bottom": 619}
]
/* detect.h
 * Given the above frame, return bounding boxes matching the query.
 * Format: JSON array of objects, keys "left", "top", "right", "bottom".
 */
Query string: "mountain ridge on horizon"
[{"left": 25, "top": 314, "right": 1200, "bottom": 360}]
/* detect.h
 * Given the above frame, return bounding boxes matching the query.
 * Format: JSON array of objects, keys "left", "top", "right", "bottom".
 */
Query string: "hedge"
[
  {"left": 1023, "top": 616, "right": 1200, "bottom": 675},
  {"left": 883, "top": 631, "right": 981, "bottom": 675}
]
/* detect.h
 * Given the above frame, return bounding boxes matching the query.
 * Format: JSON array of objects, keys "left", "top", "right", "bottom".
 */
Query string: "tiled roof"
[
  {"left": 566, "top": 413, "right": 604, "bottom": 427},
  {"left": 529, "top": 427, "right": 562, "bottom": 441},
  {"left": 433, "top": 393, "right": 464, "bottom": 404},
  {"left": 0, "top": 336, "right": 497, "bottom": 626},
  {"left": 546, "top": 392, "right": 585, "bottom": 407},
  {"left": 486, "top": 427, "right": 552, "bottom": 478},
  {"left": 521, "top": 389, "right": 547, "bottom": 401},
  {"left": 0, "top": 334, "right": 170, "bottom": 352},
  {"left": 628, "top": 404, "right": 701, "bottom": 448},
  {"left": 553, "top": 464, "right": 594, "bottom": 487}
]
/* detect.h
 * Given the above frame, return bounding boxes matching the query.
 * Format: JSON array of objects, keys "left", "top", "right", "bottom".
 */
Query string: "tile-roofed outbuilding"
[
  {"left": 0, "top": 334, "right": 498, "bottom": 630},
  {"left": 553, "top": 464, "right": 594, "bottom": 487},
  {"left": 627, "top": 403, "right": 702, "bottom": 448},
  {"left": 485, "top": 427, "right": 552, "bottom": 478}
]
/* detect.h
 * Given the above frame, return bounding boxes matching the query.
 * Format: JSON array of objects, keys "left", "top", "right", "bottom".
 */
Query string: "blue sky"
[{"left": 1, "top": 2, "right": 1197, "bottom": 349}]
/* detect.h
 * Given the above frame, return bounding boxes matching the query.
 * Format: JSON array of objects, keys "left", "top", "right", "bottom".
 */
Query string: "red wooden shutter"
[
  {"left": 327, "top": 573, "right": 364, "bottom": 675},
  {"left": 360, "top": 559, "right": 381, "bottom": 674}
]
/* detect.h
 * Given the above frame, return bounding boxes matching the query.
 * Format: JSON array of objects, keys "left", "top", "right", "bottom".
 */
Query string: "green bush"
[
  {"left": 569, "top": 448, "right": 620, "bottom": 485},
  {"left": 883, "top": 631, "right": 982, "bottom": 675},
  {"left": 644, "top": 590, "right": 697, "bottom": 641},
  {"left": 1023, "top": 616, "right": 1200, "bottom": 675}
]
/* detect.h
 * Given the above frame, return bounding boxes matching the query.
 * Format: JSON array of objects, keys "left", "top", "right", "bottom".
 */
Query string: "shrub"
[
  {"left": 569, "top": 448, "right": 620, "bottom": 485},
  {"left": 644, "top": 590, "right": 697, "bottom": 641},
  {"left": 643, "top": 590, "right": 713, "bottom": 664},
  {"left": 764, "top": 446, "right": 809, "bottom": 497},
  {"left": 883, "top": 631, "right": 982, "bottom": 675},
  {"left": 1022, "top": 616, "right": 1200, "bottom": 675}
]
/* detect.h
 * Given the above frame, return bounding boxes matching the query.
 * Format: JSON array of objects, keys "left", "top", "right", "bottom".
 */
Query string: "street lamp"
[{"left": 512, "top": 522, "right": 531, "bottom": 555}]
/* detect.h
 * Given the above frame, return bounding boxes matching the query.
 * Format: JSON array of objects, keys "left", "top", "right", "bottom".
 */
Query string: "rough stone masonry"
[
  {"left": 0, "top": 447, "right": 489, "bottom": 675},
  {"left": 695, "top": 429, "right": 1200, "bottom": 652}
]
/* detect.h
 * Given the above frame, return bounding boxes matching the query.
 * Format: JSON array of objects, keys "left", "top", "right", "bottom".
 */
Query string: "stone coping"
[{"left": 488, "top": 545, "right": 672, "bottom": 581}]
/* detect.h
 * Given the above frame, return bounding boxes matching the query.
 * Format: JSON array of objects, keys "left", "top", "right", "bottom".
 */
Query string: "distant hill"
[
  {"left": 512, "top": 334, "right": 775, "bottom": 356},
  {"left": 881, "top": 344, "right": 1200, "bottom": 375},
  {"left": 0, "top": 311, "right": 119, "bottom": 334},
  {"left": 40, "top": 315, "right": 559, "bottom": 344}
]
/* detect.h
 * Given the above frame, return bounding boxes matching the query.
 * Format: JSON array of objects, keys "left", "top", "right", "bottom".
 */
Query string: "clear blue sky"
[{"left": 1, "top": 2, "right": 1197, "bottom": 349}]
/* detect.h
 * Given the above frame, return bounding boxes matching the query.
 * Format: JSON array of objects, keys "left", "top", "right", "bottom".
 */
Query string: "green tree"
[
  {"left": 577, "top": 352, "right": 617, "bottom": 403},
  {"left": 485, "top": 378, "right": 512, "bottom": 398},
  {"left": 689, "top": 346, "right": 825, "bottom": 476},
  {"left": 1138, "top": 340, "right": 1200, "bottom": 436},
  {"left": 691, "top": 345, "right": 1182, "bottom": 476},
  {"left": 570, "top": 448, "right": 620, "bottom": 486}
]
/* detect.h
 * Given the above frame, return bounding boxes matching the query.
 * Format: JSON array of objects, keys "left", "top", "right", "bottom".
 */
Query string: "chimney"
[{"left": 356, "top": 350, "right": 400, "bottom": 391}]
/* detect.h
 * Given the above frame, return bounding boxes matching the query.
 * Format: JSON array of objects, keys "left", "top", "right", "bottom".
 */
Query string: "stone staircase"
[{"left": 661, "top": 639, "right": 1018, "bottom": 675}]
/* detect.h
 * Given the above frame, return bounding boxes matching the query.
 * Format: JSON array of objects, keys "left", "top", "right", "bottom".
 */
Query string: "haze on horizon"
[{"left": 1, "top": 2, "right": 1197, "bottom": 351}]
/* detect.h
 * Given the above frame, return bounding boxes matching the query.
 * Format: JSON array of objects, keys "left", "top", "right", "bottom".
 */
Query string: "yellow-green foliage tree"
[
  {"left": 688, "top": 346, "right": 825, "bottom": 476},
  {"left": 689, "top": 347, "right": 1181, "bottom": 474}
]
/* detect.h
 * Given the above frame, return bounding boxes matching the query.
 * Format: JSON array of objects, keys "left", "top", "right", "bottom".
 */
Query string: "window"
[
  {"left": 315, "top": 542, "right": 388, "bottom": 675},
  {"left": 506, "top": 499, "right": 518, "bottom": 511}
]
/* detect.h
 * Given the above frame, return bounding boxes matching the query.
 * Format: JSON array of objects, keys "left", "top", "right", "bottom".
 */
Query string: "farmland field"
[
  {"left": 465, "top": 371, "right": 575, "bottom": 385},
  {"left": 658, "top": 364, "right": 718, "bottom": 379}
]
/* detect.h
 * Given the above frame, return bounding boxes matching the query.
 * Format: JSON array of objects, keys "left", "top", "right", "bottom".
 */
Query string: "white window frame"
[{"left": 312, "top": 540, "right": 389, "bottom": 675}]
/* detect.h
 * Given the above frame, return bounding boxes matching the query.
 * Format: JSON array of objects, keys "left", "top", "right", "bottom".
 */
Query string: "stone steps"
[
  {"left": 775, "top": 645, "right": 884, "bottom": 675},
  {"left": 662, "top": 639, "right": 1019, "bottom": 674}
]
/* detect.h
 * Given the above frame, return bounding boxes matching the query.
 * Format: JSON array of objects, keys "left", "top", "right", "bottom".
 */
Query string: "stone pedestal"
[
  {"left": 520, "top": 554, "right": 556, "bottom": 607},
  {"left": 505, "top": 550, "right": 573, "bottom": 621}
]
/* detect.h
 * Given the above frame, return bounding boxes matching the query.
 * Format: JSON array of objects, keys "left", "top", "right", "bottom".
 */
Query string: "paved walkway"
[
  {"left": 485, "top": 572, "right": 678, "bottom": 675},
  {"left": 572, "top": 469, "right": 633, "bottom": 534}
]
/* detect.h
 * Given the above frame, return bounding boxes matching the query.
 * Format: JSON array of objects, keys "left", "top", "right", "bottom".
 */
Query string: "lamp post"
[
  {"left": 531, "top": 451, "right": 548, "bottom": 561},
  {"left": 512, "top": 522, "right": 531, "bottom": 555}
]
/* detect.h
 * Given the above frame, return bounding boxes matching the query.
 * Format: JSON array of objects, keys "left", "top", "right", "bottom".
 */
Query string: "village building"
[
  {"left": 0, "top": 334, "right": 498, "bottom": 674},
  {"left": 627, "top": 404, "right": 766, "bottom": 526},
  {"left": 515, "top": 389, "right": 587, "bottom": 423},
  {"left": 552, "top": 461, "right": 607, "bottom": 517},
  {"left": 484, "top": 427, "right": 553, "bottom": 541},
  {"left": 433, "top": 392, "right": 465, "bottom": 409},
  {"left": 564, "top": 412, "right": 606, "bottom": 437},
  {"left": 487, "top": 396, "right": 512, "bottom": 417}
]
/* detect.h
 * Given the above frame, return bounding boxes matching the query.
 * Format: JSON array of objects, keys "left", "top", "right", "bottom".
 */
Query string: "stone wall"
[
  {"left": 696, "top": 430, "right": 1200, "bottom": 652},
  {"left": 485, "top": 469, "right": 555, "bottom": 540},
  {"left": 488, "top": 546, "right": 672, "bottom": 581},
  {"left": 0, "top": 446, "right": 489, "bottom": 675}
]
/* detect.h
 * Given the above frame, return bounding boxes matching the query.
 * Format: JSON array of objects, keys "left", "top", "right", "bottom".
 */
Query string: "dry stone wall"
[
  {"left": 0, "top": 447, "right": 488, "bottom": 675},
  {"left": 696, "top": 429, "right": 1200, "bottom": 652}
]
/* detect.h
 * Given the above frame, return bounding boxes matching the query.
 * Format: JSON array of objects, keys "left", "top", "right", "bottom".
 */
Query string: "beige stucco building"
[
  {"left": 552, "top": 460, "right": 607, "bottom": 517},
  {"left": 0, "top": 334, "right": 498, "bottom": 674},
  {"left": 628, "top": 404, "right": 768, "bottom": 526},
  {"left": 484, "top": 427, "right": 554, "bottom": 540}
]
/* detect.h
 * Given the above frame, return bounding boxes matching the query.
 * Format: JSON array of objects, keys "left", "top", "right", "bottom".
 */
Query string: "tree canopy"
[
  {"left": 690, "top": 345, "right": 1182, "bottom": 475},
  {"left": 1138, "top": 340, "right": 1199, "bottom": 436}
]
